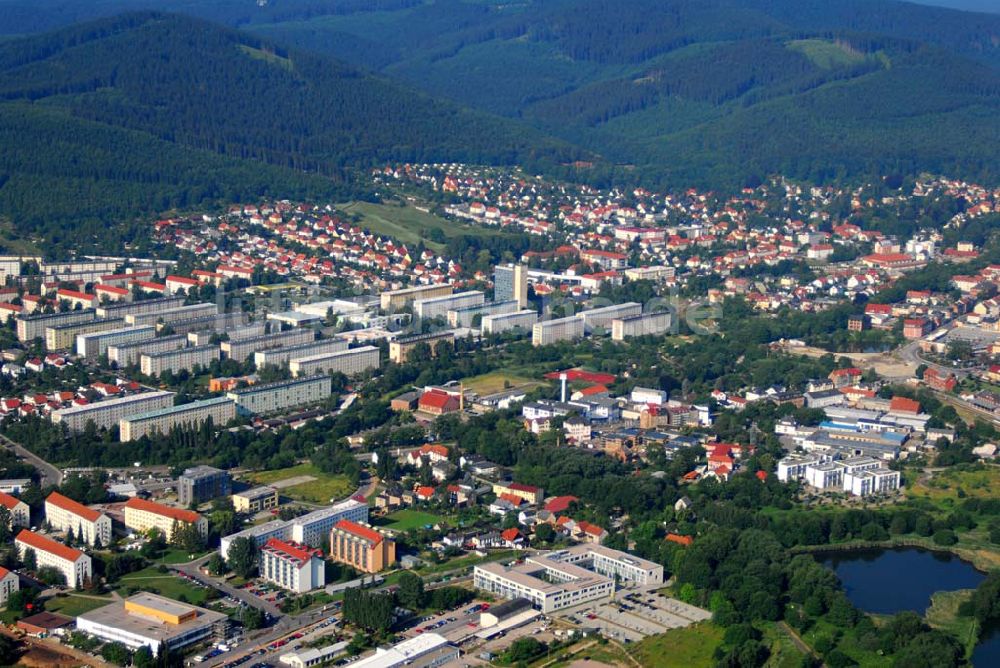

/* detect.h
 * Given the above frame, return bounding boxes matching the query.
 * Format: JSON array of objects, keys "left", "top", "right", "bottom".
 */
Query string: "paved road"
[
  {"left": 0, "top": 432, "right": 63, "bottom": 486},
  {"left": 894, "top": 339, "right": 978, "bottom": 380}
]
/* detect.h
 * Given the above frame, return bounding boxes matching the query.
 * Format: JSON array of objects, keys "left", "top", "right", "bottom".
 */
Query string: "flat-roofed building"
[
  {"left": 532, "top": 316, "right": 584, "bottom": 347},
  {"left": 109, "top": 334, "right": 187, "bottom": 367},
  {"left": 494, "top": 264, "right": 529, "bottom": 309},
  {"left": 44, "top": 491, "right": 112, "bottom": 547},
  {"left": 51, "top": 390, "right": 175, "bottom": 433},
  {"left": 140, "top": 344, "right": 218, "bottom": 377},
  {"left": 221, "top": 329, "right": 315, "bottom": 362},
  {"left": 165, "top": 312, "right": 254, "bottom": 337},
  {"left": 289, "top": 346, "right": 379, "bottom": 378},
  {"left": 624, "top": 266, "right": 675, "bottom": 282},
  {"left": 414, "top": 291, "right": 484, "bottom": 322},
  {"left": 0, "top": 491, "right": 29, "bottom": 528},
  {"left": 124, "top": 498, "right": 207, "bottom": 540},
  {"left": 260, "top": 539, "right": 325, "bottom": 592},
  {"left": 611, "top": 311, "right": 671, "bottom": 340},
  {"left": 388, "top": 331, "right": 455, "bottom": 364},
  {"left": 17, "top": 309, "right": 95, "bottom": 343},
  {"left": 227, "top": 375, "right": 332, "bottom": 415},
  {"left": 232, "top": 486, "right": 278, "bottom": 514},
  {"left": 77, "top": 325, "right": 155, "bottom": 359},
  {"left": 349, "top": 634, "right": 457, "bottom": 668},
  {"left": 447, "top": 300, "right": 519, "bottom": 328},
  {"left": 577, "top": 302, "right": 642, "bottom": 333},
  {"left": 186, "top": 321, "right": 265, "bottom": 346},
  {"left": 95, "top": 296, "right": 186, "bottom": 320},
  {"left": 380, "top": 284, "right": 452, "bottom": 311},
  {"left": 119, "top": 397, "right": 236, "bottom": 442},
  {"left": 219, "top": 498, "right": 368, "bottom": 558},
  {"left": 482, "top": 309, "right": 538, "bottom": 336},
  {"left": 76, "top": 593, "right": 228, "bottom": 656},
  {"left": 329, "top": 520, "right": 395, "bottom": 573},
  {"left": 0, "top": 479, "right": 32, "bottom": 494},
  {"left": 177, "top": 466, "right": 231, "bottom": 506},
  {"left": 125, "top": 303, "right": 218, "bottom": 327},
  {"left": 254, "top": 339, "right": 348, "bottom": 369},
  {"left": 15, "top": 529, "right": 91, "bottom": 587},
  {"left": 45, "top": 318, "right": 124, "bottom": 351}
]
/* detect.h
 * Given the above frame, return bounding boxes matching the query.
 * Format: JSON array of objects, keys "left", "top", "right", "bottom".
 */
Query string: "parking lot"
[
  {"left": 400, "top": 602, "right": 489, "bottom": 644},
  {"left": 234, "top": 580, "right": 287, "bottom": 606},
  {"left": 561, "top": 590, "right": 711, "bottom": 643}
]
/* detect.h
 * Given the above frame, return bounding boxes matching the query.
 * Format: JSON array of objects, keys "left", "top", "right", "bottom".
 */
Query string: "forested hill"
[{"left": 0, "top": 11, "right": 581, "bottom": 251}]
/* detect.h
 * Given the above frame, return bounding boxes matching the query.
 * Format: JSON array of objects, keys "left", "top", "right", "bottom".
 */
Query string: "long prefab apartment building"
[
  {"left": 119, "top": 397, "right": 236, "bottom": 441},
  {"left": 532, "top": 316, "right": 584, "bottom": 347},
  {"left": 288, "top": 346, "right": 380, "bottom": 378},
  {"left": 77, "top": 325, "right": 155, "bottom": 359},
  {"left": 220, "top": 328, "right": 315, "bottom": 362},
  {"left": 253, "top": 338, "right": 348, "bottom": 368},
  {"left": 227, "top": 375, "right": 332, "bottom": 415},
  {"left": 50, "top": 390, "right": 176, "bottom": 433}
]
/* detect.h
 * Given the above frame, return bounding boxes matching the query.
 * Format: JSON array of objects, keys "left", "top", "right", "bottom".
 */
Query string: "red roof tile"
[
  {"left": 16, "top": 530, "right": 83, "bottom": 563},
  {"left": 124, "top": 497, "right": 202, "bottom": 524},
  {"left": 46, "top": 491, "right": 101, "bottom": 522},
  {"left": 333, "top": 519, "right": 383, "bottom": 546}
]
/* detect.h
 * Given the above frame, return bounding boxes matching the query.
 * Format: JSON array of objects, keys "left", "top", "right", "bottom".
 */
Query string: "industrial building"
[
  {"left": 227, "top": 375, "right": 332, "bottom": 414},
  {"left": 177, "top": 466, "right": 232, "bottom": 506},
  {"left": 76, "top": 593, "right": 229, "bottom": 656},
  {"left": 447, "top": 300, "right": 519, "bottom": 328},
  {"left": 76, "top": 325, "right": 155, "bottom": 359},
  {"left": 44, "top": 491, "right": 112, "bottom": 547},
  {"left": 380, "top": 284, "right": 452, "bottom": 311},
  {"left": 611, "top": 312, "right": 672, "bottom": 340},
  {"left": 17, "top": 309, "right": 95, "bottom": 343},
  {"left": 289, "top": 346, "right": 380, "bottom": 378},
  {"left": 51, "top": 390, "right": 175, "bottom": 433},
  {"left": 123, "top": 498, "right": 207, "bottom": 540},
  {"left": 329, "top": 520, "right": 396, "bottom": 573},
  {"left": 108, "top": 334, "right": 187, "bottom": 367},
  {"left": 45, "top": 318, "right": 124, "bottom": 351},
  {"left": 15, "top": 530, "right": 92, "bottom": 587},
  {"left": 221, "top": 329, "right": 315, "bottom": 362},
  {"left": 260, "top": 539, "right": 326, "bottom": 592},
  {"left": 577, "top": 302, "right": 642, "bottom": 333},
  {"left": 219, "top": 498, "right": 368, "bottom": 559},
  {"left": 414, "top": 291, "right": 484, "bottom": 321},
  {"left": 481, "top": 309, "right": 538, "bottom": 336},
  {"left": 350, "top": 634, "right": 457, "bottom": 668},
  {"left": 473, "top": 545, "right": 662, "bottom": 613},
  {"left": 388, "top": 331, "right": 455, "bottom": 363},
  {"left": 118, "top": 397, "right": 237, "bottom": 442},
  {"left": 532, "top": 316, "right": 584, "bottom": 347},
  {"left": 254, "top": 338, "right": 348, "bottom": 368}
]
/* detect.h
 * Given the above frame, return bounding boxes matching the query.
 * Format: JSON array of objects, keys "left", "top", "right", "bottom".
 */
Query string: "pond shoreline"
[{"left": 790, "top": 537, "right": 994, "bottom": 573}]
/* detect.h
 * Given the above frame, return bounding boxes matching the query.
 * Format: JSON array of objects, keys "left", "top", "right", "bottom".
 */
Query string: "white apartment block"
[
  {"left": 577, "top": 302, "right": 642, "bottom": 333},
  {"left": 845, "top": 468, "right": 902, "bottom": 496},
  {"left": 289, "top": 346, "right": 380, "bottom": 378},
  {"left": 96, "top": 296, "right": 186, "bottom": 320},
  {"left": 778, "top": 454, "right": 902, "bottom": 497},
  {"left": 45, "top": 318, "right": 124, "bottom": 351},
  {"left": 447, "top": 300, "right": 519, "bottom": 328},
  {"left": 77, "top": 325, "right": 155, "bottom": 359},
  {"left": 0, "top": 491, "right": 29, "bottom": 528},
  {"left": 123, "top": 498, "right": 208, "bottom": 541},
  {"left": 219, "top": 498, "right": 368, "bottom": 559},
  {"left": 227, "top": 375, "right": 332, "bottom": 415},
  {"left": 380, "top": 284, "right": 453, "bottom": 311},
  {"left": 254, "top": 339, "right": 348, "bottom": 368},
  {"left": 119, "top": 397, "right": 236, "bottom": 441},
  {"left": 612, "top": 312, "right": 672, "bottom": 340},
  {"left": 482, "top": 309, "right": 538, "bottom": 335},
  {"left": 259, "top": 539, "right": 326, "bottom": 593},
  {"left": 125, "top": 303, "right": 218, "bottom": 327},
  {"left": 140, "top": 344, "right": 218, "bottom": 377},
  {"left": 532, "top": 316, "right": 584, "bottom": 347},
  {"left": 220, "top": 329, "right": 315, "bottom": 362},
  {"left": 804, "top": 462, "right": 843, "bottom": 489},
  {"left": 16, "top": 530, "right": 92, "bottom": 587},
  {"left": 44, "top": 492, "right": 112, "bottom": 547},
  {"left": 18, "top": 309, "right": 95, "bottom": 342},
  {"left": 0, "top": 566, "right": 18, "bottom": 606},
  {"left": 51, "top": 390, "right": 176, "bottom": 433},
  {"left": 624, "top": 266, "right": 675, "bottom": 282},
  {"left": 414, "top": 291, "right": 484, "bottom": 322},
  {"left": 109, "top": 334, "right": 188, "bottom": 367}
]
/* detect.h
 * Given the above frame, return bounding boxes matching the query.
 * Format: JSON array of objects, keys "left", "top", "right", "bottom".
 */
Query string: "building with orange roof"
[
  {"left": 260, "top": 538, "right": 325, "bottom": 592},
  {"left": 0, "top": 491, "right": 29, "bottom": 529},
  {"left": 15, "top": 530, "right": 92, "bottom": 587},
  {"left": 123, "top": 498, "right": 207, "bottom": 541},
  {"left": 329, "top": 520, "right": 395, "bottom": 573},
  {"left": 665, "top": 533, "right": 693, "bottom": 547},
  {"left": 0, "top": 565, "right": 17, "bottom": 606},
  {"left": 44, "top": 491, "right": 111, "bottom": 547},
  {"left": 889, "top": 396, "right": 921, "bottom": 415}
]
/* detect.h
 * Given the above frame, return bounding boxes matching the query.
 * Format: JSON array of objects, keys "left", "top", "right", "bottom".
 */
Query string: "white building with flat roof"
[
  {"left": 140, "top": 344, "right": 218, "bottom": 377},
  {"left": 380, "top": 284, "right": 452, "bottom": 311},
  {"left": 532, "top": 316, "right": 584, "bottom": 347},
  {"left": 414, "top": 291, "right": 484, "bottom": 321},
  {"left": 219, "top": 498, "right": 368, "bottom": 559},
  {"left": 482, "top": 309, "right": 538, "bottom": 336},
  {"left": 254, "top": 339, "right": 348, "bottom": 368},
  {"left": 577, "top": 302, "right": 642, "bottom": 333},
  {"left": 109, "top": 334, "right": 187, "bottom": 367},
  {"left": 289, "top": 346, "right": 379, "bottom": 378},
  {"left": 227, "top": 375, "right": 332, "bottom": 415},
  {"left": 125, "top": 303, "right": 218, "bottom": 327},
  {"left": 51, "top": 390, "right": 175, "bottom": 433},
  {"left": 220, "top": 329, "right": 315, "bottom": 362},
  {"left": 77, "top": 325, "right": 155, "bottom": 359},
  {"left": 612, "top": 312, "right": 671, "bottom": 340},
  {"left": 119, "top": 397, "right": 236, "bottom": 441}
]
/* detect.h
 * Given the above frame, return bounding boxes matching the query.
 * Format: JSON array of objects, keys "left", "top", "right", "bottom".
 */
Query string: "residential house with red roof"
[
  {"left": 44, "top": 492, "right": 112, "bottom": 547},
  {"left": 123, "top": 498, "right": 207, "bottom": 541},
  {"left": 0, "top": 491, "right": 29, "bottom": 529},
  {"left": 15, "top": 530, "right": 92, "bottom": 587}
]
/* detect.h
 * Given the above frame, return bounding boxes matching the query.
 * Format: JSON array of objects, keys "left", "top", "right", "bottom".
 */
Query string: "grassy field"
[
  {"left": 43, "top": 593, "right": 113, "bottom": 617},
  {"left": 629, "top": 622, "right": 724, "bottom": 668},
  {"left": 248, "top": 463, "right": 353, "bottom": 504},
  {"left": 787, "top": 39, "right": 867, "bottom": 69},
  {"left": 116, "top": 566, "right": 211, "bottom": 605},
  {"left": 909, "top": 465, "right": 1000, "bottom": 505},
  {"left": 759, "top": 622, "right": 809, "bottom": 668},
  {"left": 378, "top": 509, "right": 448, "bottom": 531},
  {"left": 338, "top": 200, "right": 501, "bottom": 250},
  {"left": 461, "top": 371, "right": 548, "bottom": 396},
  {"left": 927, "top": 589, "right": 980, "bottom": 658}
]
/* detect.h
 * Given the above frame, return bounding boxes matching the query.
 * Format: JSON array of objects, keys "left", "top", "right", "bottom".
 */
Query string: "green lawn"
[
  {"left": 926, "top": 590, "right": 980, "bottom": 658},
  {"left": 909, "top": 465, "right": 1000, "bottom": 505},
  {"left": 461, "top": 371, "right": 547, "bottom": 396},
  {"left": 630, "top": 622, "right": 725, "bottom": 668},
  {"left": 247, "top": 463, "right": 353, "bottom": 504},
  {"left": 116, "top": 566, "right": 210, "bottom": 605},
  {"left": 338, "top": 200, "right": 503, "bottom": 250},
  {"left": 43, "top": 593, "right": 113, "bottom": 617},
  {"left": 155, "top": 547, "right": 213, "bottom": 565},
  {"left": 378, "top": 509, "right": 448, "bottom": 531}
]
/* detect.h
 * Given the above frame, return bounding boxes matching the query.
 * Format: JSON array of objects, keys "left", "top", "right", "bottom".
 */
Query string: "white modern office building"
[{"left": 777, "top": 453, "right": 902, "bottom": 497}]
